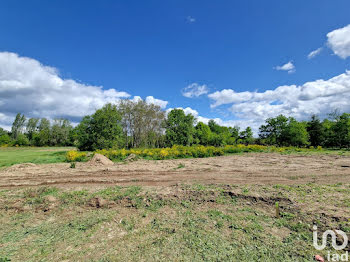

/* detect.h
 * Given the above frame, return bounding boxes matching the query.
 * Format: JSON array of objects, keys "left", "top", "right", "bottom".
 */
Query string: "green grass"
[
  {"left": 0, "top": 184, "right": 349, "bottom": 261},
  {"left": 0, "top": 147, "right": 75, "bottom": 168}
]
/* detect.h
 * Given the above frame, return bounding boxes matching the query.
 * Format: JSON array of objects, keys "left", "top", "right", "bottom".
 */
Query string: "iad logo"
[
  {"left": 313, "top": 225, "right": 349, "bottom": 261},
  {"left": 313, "top": 225, "right": 348, "bottom": 251}
]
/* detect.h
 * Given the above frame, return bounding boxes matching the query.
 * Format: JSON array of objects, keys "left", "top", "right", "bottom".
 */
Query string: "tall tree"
[
  {"left": 118, "top": 99, "right": 166, "bottom": 148},
  {"left": 11, "top": 113, "right": 26, "bottom": 139},
  {"left": 259, "top": 115, "right": 289, "bottom": 146},
  {"left": 26, "top": 118, "right": 39, "bottom": 141},
  {"left": 306, "top": 115, "right": 325, "bottom": 147},
  {"left": 330, "top": 113, "right": 350, "bottom": 148},
  {"left": 34, "top": 118, "right": 51, "bottom": 146},
  {"left": 76, "top": 103, "right": 123, "bottom": 150},
  {"left": 239, "top": 127, "right": 254, "bottom": 145},
  {"left": 50, "top": 119, "right": 72, "bottom": 146},
  {"left": 165, "top": 109, "right": 195, "bottom": 146},
  {"left": 281, "top": 120, "right": 309, "bottom": 147},
  {"left": 194, "top": 122, "right": 212, "bottom": 145}
]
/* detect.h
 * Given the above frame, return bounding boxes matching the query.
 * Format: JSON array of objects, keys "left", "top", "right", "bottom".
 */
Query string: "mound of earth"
[{"left": 88, "top": 153, "right": 114, "bottom": 166}]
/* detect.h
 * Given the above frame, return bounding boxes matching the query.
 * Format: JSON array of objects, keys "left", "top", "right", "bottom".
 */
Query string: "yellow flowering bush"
[
  {"left": 95, "top": 144, "right": 320, "bottom": 161},
  {"left": 65, "top": 150, "right": 87, "bottom": 162}
]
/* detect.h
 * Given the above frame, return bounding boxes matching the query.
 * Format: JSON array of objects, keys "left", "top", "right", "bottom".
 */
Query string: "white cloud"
[
  {"left": 307, "top": 47, "right": 323, "bottom": 59},
  {"left": 186, "top": 16, "right": 196, "bottom": 23},
  {"left": 327, "top": 24, "right": 350, "bottom": 59},
  {"left": 0, "top": 52, "right": 167, "bottom": 128},
  {"left": 145, "top": 96, "right": 168, "bottom": 109},
  {"left": 208, "top": 89, "right": 253, "bottom": 108},
  {"left": 208, "top": 70, "right": 350, "bottom": 133},
  {"left": 182, "top": 83, "right": 209, "bottom": 98},
  {"left": 274, "top": 61, "right": 295, "bottom": 74}
]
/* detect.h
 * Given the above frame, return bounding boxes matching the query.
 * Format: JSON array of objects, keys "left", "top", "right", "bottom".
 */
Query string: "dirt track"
[{"left": 1, "top": 153, "right": 350, "bottom": 188}]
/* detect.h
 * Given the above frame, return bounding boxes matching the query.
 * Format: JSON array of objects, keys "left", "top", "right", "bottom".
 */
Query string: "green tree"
[
  {"left": 281, "top": 120, "right": 309, "bottom": 147},
  {"left": 50, "top": 119, "right": 72, "bottom": 146},
  {"left": 330, "top": 113, "right": 350, "bottom": 148},
  {"left": 0, "top": 127, "right": 7, "bottom": 137},
  {"left": 11, "top": 113, "right": 26, "bottom": 139},
  {"left": 118, "top": 99, "right": 166, "bottom": 148},
  {"left": 14, "top": 133, "right": 30, "bottom": 146},
  {"left": 76, "top": 103, "right": 123, "bottom": 151},
  {"left": 239, "top": 127, "right": 254, "bottom": 145},
  {"left": 207, "top": 120, "right": 232, "bottom": 146},
  {"left": 306, "top": 115, "right": 325, "bottom": 147},
  {"left": 0, "top": 134, "right": 11, "bottom": 145},
  {"left": 35, "top": 118, "right": 51, "bottom": 146},
  {"left": 194, "top": 122, "right": 212, "bottom": 145},
  {"left": 26, "top": 118, "right": 39, "bottom": 141},
  {"left": 259, "top": 115, "right": 289, "bottom": 146},
  {"left": 165, "top": 109, "right": 195, "bottom": 146}
]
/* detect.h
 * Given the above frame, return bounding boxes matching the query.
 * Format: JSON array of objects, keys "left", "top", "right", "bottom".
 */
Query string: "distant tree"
[
  {"left": 34, "top": 118, "right": 51, "bottom": 146},
  {"left": 11, "top": 113, "right": 26, "bottom": 139},
  {"left": 228, "top": 126, "right": 240, "bottom": 143},
  {"left": 0, "top": 127, "right": 7, "bottom": 137},
  {"left": 239, "top": 127, "right": 254, "bottom": 145},
  {"left": 76, "top": 103, "right": 123, "bottom": 151},
  {"left": 194, "top": 122, "right": 212, "bottom": 145},
  {"left": 50, "top": 119, "right": 72, "bottom": 146},
  {"left": 259, "top": 115, "right": 289, "bottom": 146},
  {"left": 321, "top": 118, "right": 335, "bottom": 148},
  {"left": 330, "top": 113, "right": 350, "bottom": 148},
  {"left": 26, "top": 118, "right": 39, "bottom": 141},
  {"left": 207, "top": 120, "right": 232, "bottom": 146},
  {"left": 165, "top": 109, "right": 195, "bottom": 146},
  {"left": 0, "top": 134, "right": 11, "bottom": 145},
  {"left": 14, "top": 133, "right": 30, "bottom": 146},
  {"left": 118, "top": 99, "right": 166, "bottom": 148},
  {"left": 306, "top": 115, "right": 325, "bottom": 147},
  {"left": 281, "top": 120, "right": 309, "bottom": 147}
]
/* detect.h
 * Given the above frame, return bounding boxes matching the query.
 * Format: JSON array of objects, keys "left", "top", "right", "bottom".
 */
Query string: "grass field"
[
  {"left": 0, "top": 147, "right": 75, "bottom": 168},
  {"left": 0, "top": 184, "right": 349, "bottom": 261}
]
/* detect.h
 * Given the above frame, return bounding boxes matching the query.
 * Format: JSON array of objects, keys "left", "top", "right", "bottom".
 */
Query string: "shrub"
[
  {"left": 0, "top": 134, "right": 11, "bottom": 146},
  {"left": 95, "top": 144, "right": 322, "bottom": 161},
  {"left": 14, "top": 134, "right": 30, "bottom": 146},
  {"left": 65, "top": 151, "right": 87, "bottom": 162}
]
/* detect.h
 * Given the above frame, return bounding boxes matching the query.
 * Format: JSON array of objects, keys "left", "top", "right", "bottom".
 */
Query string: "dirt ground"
[{"left": 1, "top": 153, "right": 350, "bottom": 188}]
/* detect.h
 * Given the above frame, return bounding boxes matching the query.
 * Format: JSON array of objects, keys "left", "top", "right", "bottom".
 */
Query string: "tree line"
[{"left": 1, "top": 100, "right": 349, "bottom": 150}]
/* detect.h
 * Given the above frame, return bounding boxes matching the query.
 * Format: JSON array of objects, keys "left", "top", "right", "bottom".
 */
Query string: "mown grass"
[
  {"left": 0, "top": 147, "right": 75, "bottom": 168},
  {"left": 0, "top": 184, "right": 349, "bottom": 261}
]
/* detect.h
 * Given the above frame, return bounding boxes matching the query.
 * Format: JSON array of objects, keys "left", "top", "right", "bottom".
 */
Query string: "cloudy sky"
[{"left": 1, "top": 1, "right": 350, "bottom": 133}]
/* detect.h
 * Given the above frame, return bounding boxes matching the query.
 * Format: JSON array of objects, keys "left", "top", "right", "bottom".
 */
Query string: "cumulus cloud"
[
  {"left": 274, "top": 61, "right": 295, "bottom": 74},
  {"left": 182, "top": 83, "right": 209, "bottom": 98},
  {"left": 0, "top": 52, "right": 167, "bottom": 128},
  {"left": 327, "top": 24, "right": 350, "bottom": 59},
  {"left": 208, "top": 70, "right": 350, "bottom": 132},
  {"left": 145, "top": 96, "right": 168, "bottom": 109},
  {"left": 307, "top": 47, "right": 323, "bottom": 59},
  {"left": 208, "top": 89, "right": 253, "bottom": 108}
]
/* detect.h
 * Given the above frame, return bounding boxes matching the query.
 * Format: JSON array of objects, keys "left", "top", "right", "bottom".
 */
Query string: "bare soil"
[{"left": 1, "top": 153, "right": 350, "bottom": 188}]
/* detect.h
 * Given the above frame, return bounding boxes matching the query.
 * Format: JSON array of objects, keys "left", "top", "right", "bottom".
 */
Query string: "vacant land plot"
[
  {"left": 1, "top": 151, "right": 350, "bottom": 261},
  {"left": 0, "top": 153, "right": 350, "bottom": 188}
]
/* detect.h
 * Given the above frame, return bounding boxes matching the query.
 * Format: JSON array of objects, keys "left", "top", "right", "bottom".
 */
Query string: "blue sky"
[{"left": 1, "top": 0, "right": 350, "bottom": 132}]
